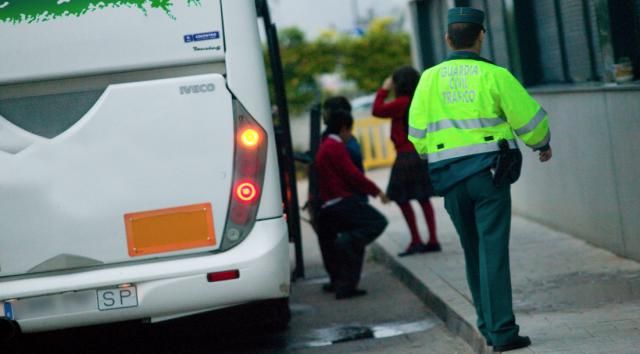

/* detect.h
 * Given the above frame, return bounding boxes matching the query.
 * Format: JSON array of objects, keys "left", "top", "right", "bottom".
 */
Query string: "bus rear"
[{"left": 0, "top": 0, "right": 289, "bottom": 336}]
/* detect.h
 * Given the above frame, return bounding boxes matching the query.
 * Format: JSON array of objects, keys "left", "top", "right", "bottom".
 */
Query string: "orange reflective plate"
[{"left": 124, "top": 203, "right": 216, "bottom": 257}]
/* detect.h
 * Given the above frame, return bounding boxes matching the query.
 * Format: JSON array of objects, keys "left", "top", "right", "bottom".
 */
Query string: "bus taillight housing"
[{"left": 220, "top": 100, "right": 268, "bottom": 250}]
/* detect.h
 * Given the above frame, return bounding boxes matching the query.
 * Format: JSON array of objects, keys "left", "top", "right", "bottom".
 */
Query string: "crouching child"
[{"left": 315, "top": 109, "right": 390, "bottom": 299}]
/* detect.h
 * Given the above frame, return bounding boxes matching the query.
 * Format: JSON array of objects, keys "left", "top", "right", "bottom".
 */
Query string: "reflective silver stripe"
[
  {"left": 426, "top": 140, "right": 518, "bottom": 163},
  {"left": 427, "top": 117, "right": 506, "bottom": 133},
  {"left": 409, "top": 126, "right": 427, "bottom": 139},
  {"left": 529, "top": 131, "right": 551, "bottom": 150},
  {"left": 515, "top": 108, "right": 547, "bottom": 136}
]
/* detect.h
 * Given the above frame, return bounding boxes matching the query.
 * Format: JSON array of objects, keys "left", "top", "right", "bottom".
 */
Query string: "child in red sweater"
[
  {"left": 372, "top": 66, "right": 440, "bottom": 257},
  {"left": 315, "top": 109, "right": 389, "bottom": 299},
  {"left": 311, "top": 96, "right": 367, "bottom": 294}
]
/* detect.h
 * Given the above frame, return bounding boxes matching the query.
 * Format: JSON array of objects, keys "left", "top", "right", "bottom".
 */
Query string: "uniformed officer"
[{"left": 408, "top": 7, "right": 552, "bottom": 352}]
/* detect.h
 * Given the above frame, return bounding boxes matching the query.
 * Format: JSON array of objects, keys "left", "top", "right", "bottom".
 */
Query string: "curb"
[{"left": 371, "top": 239, "right": 497, "bottom": 354}]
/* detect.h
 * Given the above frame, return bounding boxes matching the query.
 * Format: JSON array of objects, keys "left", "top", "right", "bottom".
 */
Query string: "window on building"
[
  {"left": 409, "top": 0, "right": 639, "bottom": 85},
  {"left": 559, "top": 0, "right": 599, "bottom": 82},
  {"left": 608, "top": 0, "right": 640, "bottom": 82}
]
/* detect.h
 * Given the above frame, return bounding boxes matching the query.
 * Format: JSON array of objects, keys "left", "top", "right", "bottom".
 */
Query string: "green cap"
[{"left": 447, "top": 7, "right": 485, "bottom": 26}]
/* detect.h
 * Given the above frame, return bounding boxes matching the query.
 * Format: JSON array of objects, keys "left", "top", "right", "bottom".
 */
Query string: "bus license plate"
[{"left": 97, "top": 286, "right": 138, "bottom": 311}]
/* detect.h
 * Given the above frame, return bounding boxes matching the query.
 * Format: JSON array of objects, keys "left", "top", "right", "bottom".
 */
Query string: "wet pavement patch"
[
  {"left": 315, "top": 326, "right": 374, "bottom": 345},
  {"left": 514, "top": 271, "right": 640, "bottom": 312},
  {"left": 289, "top": 303, "right": 315, "bottom": 315},
  {"left": 288, "top": 319, "right": 438, "bottom": 349}
]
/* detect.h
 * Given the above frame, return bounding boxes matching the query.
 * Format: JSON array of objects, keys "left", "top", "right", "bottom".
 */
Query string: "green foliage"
[
  {"left": 340, "top": 18, "right": 412, "bottom": 92},
  {"left": 276, "top": 28, "right": 320, "bottom": 115},
  {"left": 265, "top": 27, "right": 338, "bottom": 115},
  {"left": 265, "top": 18, "right": 411, "bottom": 115},
  {"left": 0, "top": 0, "right": 193, "bottom": 24}
]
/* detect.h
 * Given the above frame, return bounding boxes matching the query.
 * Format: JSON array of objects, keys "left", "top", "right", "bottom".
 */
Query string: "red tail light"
[
  {"left": 221, "top": 100, "right": 268, "bottom": 250},
  {"left": 235, "top": 181, "right": 259, "bottom": 204}
]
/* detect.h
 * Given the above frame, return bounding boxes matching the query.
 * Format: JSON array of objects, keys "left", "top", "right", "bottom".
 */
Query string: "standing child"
[{"left": 372, "top": 66, "right": 440, "bottom": 257}]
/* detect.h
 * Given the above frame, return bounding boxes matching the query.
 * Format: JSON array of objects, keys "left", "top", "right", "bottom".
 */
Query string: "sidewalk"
[{"left": 360, "top": 168, "right": 640, "bottom": 354}]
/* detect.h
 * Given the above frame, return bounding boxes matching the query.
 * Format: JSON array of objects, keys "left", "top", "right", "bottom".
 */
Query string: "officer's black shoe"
[
  {"left": 335, "top": 289, "right": 367, "bottom": 300},
  {"left": 492, "top": 336, "right": 531, "bottom": 352}
]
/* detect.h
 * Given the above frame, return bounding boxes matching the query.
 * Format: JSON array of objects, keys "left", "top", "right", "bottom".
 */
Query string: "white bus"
[{"left": 0, "top": 0, "right": 290, "bottom": 338}]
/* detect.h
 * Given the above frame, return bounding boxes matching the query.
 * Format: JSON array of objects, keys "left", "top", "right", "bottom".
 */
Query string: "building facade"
[{"left": 408, "top": 0, "right": 640, "bottom": 261}]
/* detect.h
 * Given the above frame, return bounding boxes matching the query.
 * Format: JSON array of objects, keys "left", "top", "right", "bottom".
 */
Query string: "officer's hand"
[
  {"left": 382, "top": 77, "right": 393, "bottom": 91},
  {"left": 378, "top": 192, "right": 391, "bottom": 204},
  {"left": 539, "top": 147, "right": 552, "bottom": 162}
]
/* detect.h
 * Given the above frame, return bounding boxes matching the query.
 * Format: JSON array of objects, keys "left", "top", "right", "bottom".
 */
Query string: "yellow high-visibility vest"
[{"left": 409, "top": 56, "right": 550, "bottom": 165}]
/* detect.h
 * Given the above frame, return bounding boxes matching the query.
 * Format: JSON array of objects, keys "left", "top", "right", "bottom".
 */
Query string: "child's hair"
[
  {"left": 392, "top": 66, "right": 421, "bottom": 135},
  {"left": 392, "top": 66, "right": 420, "bottom": 97},
  {"left": 323, "top": 96, "right": 352, "bottom": 117},
  {"left": 326, "top": 109, "right": 354, "bottom": 135}
]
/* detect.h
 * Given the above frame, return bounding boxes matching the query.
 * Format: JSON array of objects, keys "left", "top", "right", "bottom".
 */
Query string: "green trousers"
[{"left": 443, "top": 170, "right": 520, "bottom": 346}]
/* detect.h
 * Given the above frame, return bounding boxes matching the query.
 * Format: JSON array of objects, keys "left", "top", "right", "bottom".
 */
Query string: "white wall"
[{"left": 513, "top": 88, "right": 640, "bottom": 261}]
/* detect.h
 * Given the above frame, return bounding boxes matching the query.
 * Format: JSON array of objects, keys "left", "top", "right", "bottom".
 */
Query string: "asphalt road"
[
  {"left": 278, "top": 217, "right": 473, "bottom": 354},
  {"left": 276, "top": 261, "right": 473, "bottom": 354}
]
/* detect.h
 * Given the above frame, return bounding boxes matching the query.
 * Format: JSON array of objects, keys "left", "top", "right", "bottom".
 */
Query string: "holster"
[{"left": 493, "top": 139, "right": 523, "bottom": 187}]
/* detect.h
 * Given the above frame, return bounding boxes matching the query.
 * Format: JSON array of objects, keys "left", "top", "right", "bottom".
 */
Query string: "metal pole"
[
  {"left": 256, "top": 0, "right": 305, "bottom": 279},
  {"left": 553, "top": 0, "right": 572, "bottom": 82},
  {"left": 482, "top": 0, "right": 496, "bottom": 62},
  {"left": 582, "top": 0, "right": 600, "bottom": 81},
  {"left": 502, "top": 0, "right": 523, "bottom": 79},
  {"left": 594, "top": 0, "right": 615, "bottom": 83}
]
